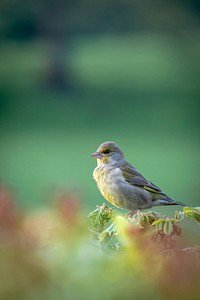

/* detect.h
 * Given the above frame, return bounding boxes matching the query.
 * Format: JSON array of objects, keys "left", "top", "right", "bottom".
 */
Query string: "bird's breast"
[{"left": 93, "top": 166, "right": 125, "bottom": 206}]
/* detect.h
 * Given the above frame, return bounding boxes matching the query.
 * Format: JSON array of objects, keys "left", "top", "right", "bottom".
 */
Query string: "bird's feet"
[
  {"left": 96, "top": 203, "right": 109, "bottom": 210},
  {"left": 126, "top": 210, "right": 140, "bottom": 218}
]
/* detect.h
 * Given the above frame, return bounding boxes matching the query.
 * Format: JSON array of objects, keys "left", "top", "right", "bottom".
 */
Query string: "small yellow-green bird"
[{"left": 91, "top": 141, "right": 187, "bottom": 210}]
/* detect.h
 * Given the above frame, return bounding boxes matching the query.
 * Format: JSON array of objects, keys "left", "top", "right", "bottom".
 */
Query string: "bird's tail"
[{"left": 153, "top": 196, "right": 188, "bottom": 207}]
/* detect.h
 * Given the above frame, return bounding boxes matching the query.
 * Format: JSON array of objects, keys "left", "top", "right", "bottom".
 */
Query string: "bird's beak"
[{"left": 91, "top": 151, "right": 103, "bottom": 159}]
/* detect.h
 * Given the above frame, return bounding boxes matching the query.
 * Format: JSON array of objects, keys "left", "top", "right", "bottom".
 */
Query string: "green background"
[{"left": 0, "top": 1, "right": 199, "bottom": 218}]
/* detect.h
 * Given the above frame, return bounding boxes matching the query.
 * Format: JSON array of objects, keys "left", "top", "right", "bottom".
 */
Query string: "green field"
[{"left": 0, "top": 34, "right": 199, "bottom": 216}]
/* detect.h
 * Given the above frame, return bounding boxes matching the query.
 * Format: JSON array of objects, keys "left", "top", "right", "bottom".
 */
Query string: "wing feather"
[{"left": 120, "top": 164, "right": 164, "bottom": 195}]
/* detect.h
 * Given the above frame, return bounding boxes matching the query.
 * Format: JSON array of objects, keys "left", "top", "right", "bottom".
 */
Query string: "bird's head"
[{"left": 91, "top": 141, "right": 125, "bottom": 166}]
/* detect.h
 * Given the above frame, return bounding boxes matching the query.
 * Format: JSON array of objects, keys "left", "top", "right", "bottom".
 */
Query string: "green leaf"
[
  {"left": 152, "top": 218, "right": 179, "bottom": 235},
  {"left": 88, "top": 205, "right": 114, "bottom": 233},
  {"left": 98, "top": 222, "right": 119, "bottom": 251},
  {"left": 152, "top": 218, "right": 178, "bottom": 226},
  {"left": 152, "top": 219, "right": 167, "bottom": 226},
  {"left": 183, "top": 207, "right": 200, "bottom": 224}
]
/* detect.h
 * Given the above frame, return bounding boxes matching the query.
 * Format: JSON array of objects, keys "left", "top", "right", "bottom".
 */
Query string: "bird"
[{"left": 91, "top": 141, "right": 187, "bottom": 211}]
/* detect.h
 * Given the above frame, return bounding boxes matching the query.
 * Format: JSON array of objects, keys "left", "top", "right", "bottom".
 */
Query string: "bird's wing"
[{"left": 120, "top": 164, "right": 164, "bottom": 195}]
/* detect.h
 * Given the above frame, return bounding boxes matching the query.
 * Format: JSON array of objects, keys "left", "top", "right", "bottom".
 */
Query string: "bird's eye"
[{"left": 103, "top": 149, "right": 111, "bottom": 154}]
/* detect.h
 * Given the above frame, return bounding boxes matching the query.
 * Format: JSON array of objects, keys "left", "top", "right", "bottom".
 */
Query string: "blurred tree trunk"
[
  {"left": 42, "top": 0, "right": 74, "bottom": 92},
  {"left": 46, "top": 35, "right": 73, "bottom": 91}
]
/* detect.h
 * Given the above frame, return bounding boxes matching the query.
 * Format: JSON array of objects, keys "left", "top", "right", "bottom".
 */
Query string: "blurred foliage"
[
  {"left": 0, "top": 185, "right": 199, "bottom": 300},
  {"left": 88, "top": 204, "right": 200, "bottom": 252}
]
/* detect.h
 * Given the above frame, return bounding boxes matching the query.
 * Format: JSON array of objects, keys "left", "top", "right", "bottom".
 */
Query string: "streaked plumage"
[{"left": 91, "top": 141, "right": 187, "bottom": 210}]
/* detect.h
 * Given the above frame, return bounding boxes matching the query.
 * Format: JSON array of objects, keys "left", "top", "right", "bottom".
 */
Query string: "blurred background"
[
  {"left": 0, "top": 0, "right": 200, "bottom": 213},
  {"left": 0, "top": 1, "right": 200, "bottom": 299}
]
